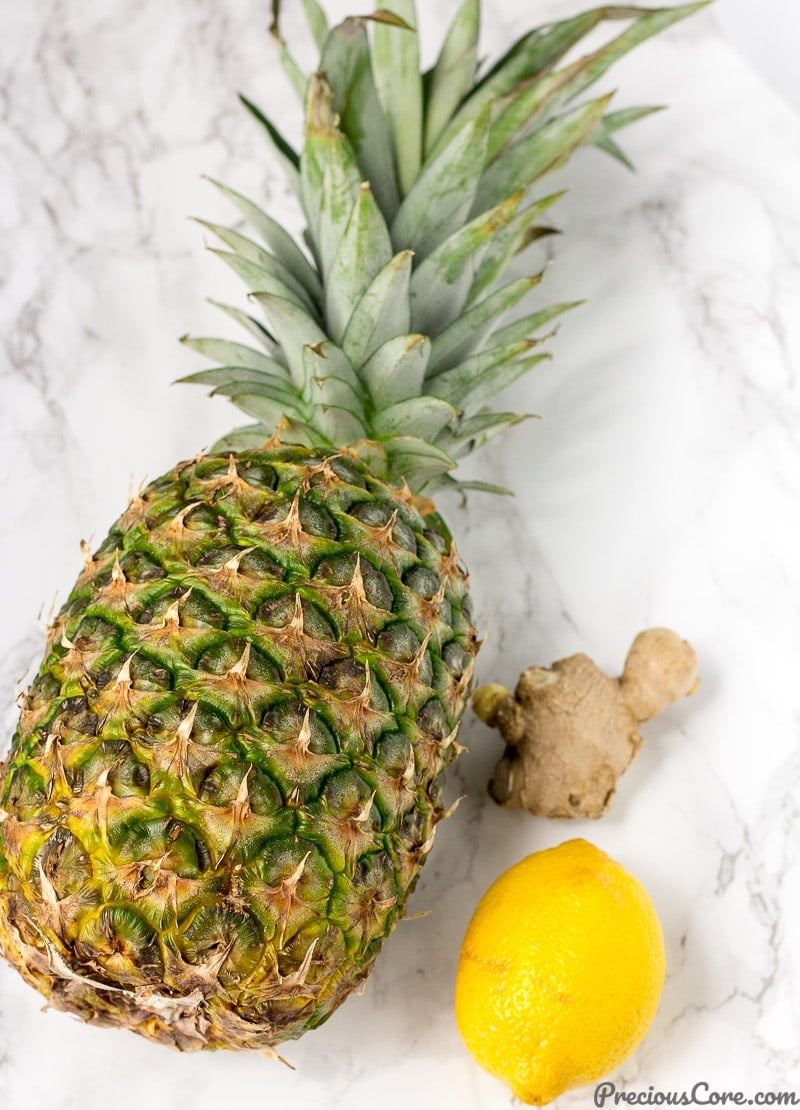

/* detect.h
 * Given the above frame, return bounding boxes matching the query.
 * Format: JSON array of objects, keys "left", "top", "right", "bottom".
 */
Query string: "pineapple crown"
[{"left": 181, "top": 0, "right": 704, "bottom": 496}]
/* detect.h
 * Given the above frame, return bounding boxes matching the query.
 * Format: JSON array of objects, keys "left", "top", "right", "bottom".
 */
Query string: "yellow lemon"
[{"left": 455, "top": 838, "right": 665, "bottom": 1105}]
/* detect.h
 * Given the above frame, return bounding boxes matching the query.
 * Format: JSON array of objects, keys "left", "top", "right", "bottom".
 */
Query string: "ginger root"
[{"left": 473, "top": 628, "right": 699, "bottom": 819}]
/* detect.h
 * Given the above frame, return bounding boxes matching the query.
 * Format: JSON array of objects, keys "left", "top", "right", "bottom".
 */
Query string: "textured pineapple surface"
[{"left": 0, "top": 447, "right": 476, "bottom": 1049}]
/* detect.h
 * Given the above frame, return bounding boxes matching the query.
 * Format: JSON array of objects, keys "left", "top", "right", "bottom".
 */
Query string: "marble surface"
[{"left": 1, "top": 1, "right": 799, "bottom": 1107}]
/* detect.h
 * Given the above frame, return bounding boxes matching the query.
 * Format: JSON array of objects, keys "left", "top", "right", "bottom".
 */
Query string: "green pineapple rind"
[{"left": 0, "top": 447, "right": 476, "bottom": 1049}]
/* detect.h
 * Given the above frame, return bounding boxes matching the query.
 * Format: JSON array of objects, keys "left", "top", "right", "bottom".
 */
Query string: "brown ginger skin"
[{"left": 474, "top": 629, "right": 699, "bottom": 818}]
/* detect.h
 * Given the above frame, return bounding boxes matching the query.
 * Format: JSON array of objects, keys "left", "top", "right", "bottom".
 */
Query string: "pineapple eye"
[
  {"left": 118, "top": 551, "right": 165, "bottom": 583},
  {"left": 179, "top": 904, "right": 261, "bottom": 982},
  {"left": 196, "top": 544, "right": 243, "bottom": 569},
  {"left": 5, "top": 764, "right": 47, "bottom": 821},
  {"left": 181, "top": 503, "right": 221, "bottom": 531},
  {"left": 261, "top": 700, "right": 337, "bottom": 755},
  {"left": 180, "top": 591, "right": 227, "bottom": 629},
  {"left": 129, "top": 655, "right": 172, "bottom": 691},
  {"left": 109, "top": 816, "right": 169, "bottom": 862},
  {"left": 348, "top": 502, "right": 418, "bottom": 553},
  {"left": 402, "top": 566, "right": 440, "bottom": 600},
  {"left": 193, "top": 458, "right": 233, "bottom": 483},
  {"left": 107, "top": 753, "right": 151, "bottom": 797},
  {"left": 247, "top": 768, "right": 284, "bottom": 816},
  {"left": 423, "top": 527, "right": 447, "bottom": 554},
  {"left": 238, "top": 547, "right": 283, "bottom": 579},
  {"left": 196, "top": 639, "right": 278, "bottom": 681},
  {"left": 442, "top": 640, "right": 469, "bottom": 678},
  {"left": 239, "top": 460, "right": 278, "bottom": 489},
  {"left": 348, "top": 502, "right": 390, "bottom": 528},
  {"left": 298, "top": 498, "right": 338, "bottom": 539},
  {"left": 59, "top": 696, "right": 99, "bottom": 737},
  {"left": 377, "top": 623, "right": 422, "bottom": 662},
  {"left": 72, "top": 616, "right": 119, "bottom": 650},
  {"left": 258, "top": 837, "right": 334, "bottom": 901},
  {"left": 417, "top": 697, "right": 448, "bottom": 739},
  {"left": 313, "top": 553, "right": 394, "bottom": 611},
  {"left": 190, "top": 702, "right": 232, "bottom": 746},
  {"left": 77, "top": 906, "right": 162, "bottom": 974},
  {"left": 318, "top": 657, "right": 364, "bottom": 691},
  {"left": 198, "top": 762, "right": 248, "bottom": 806},
  {"left": 374, "top": 731, "right": 413, "bottom": 775},
  {"left": 328, "top": 458, "right": 366, "bottom": 487},
  {"left": 109, "top": 816, "right": 210, "bottom": 879},
  {"left": 24, "top": 673, "right": 57, "bottom": 706},
  {"left": 36, "top": 828, "right": 93, "bottom": 896}
]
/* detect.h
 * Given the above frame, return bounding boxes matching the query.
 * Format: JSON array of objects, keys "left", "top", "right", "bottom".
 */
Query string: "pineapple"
[{"left": 0, "top": 0, "right": 703, "bottom": 1053}]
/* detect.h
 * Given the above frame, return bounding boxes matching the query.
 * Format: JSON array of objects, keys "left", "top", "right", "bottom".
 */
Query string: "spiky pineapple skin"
[{"left": 0, "top": 445, "right": 476, "bottom": 1051}]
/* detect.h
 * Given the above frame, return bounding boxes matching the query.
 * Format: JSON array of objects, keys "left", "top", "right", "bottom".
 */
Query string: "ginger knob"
[{"left": 473, "top": 628, "right": 699, "bottom": 819}]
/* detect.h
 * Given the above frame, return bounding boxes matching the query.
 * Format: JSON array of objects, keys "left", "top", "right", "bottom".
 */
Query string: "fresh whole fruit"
[
  {"left": 0, "top": 0, "right": 702, "bottom": 1052},
  {"left": 455, "top": 839, "right": 666, "bottom": 1105},
  {"left": 474, "top": 628, "right": 699, "bottom": 817}
]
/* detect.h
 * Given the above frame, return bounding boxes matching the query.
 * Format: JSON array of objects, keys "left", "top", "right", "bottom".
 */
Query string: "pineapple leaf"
[
  {"left": 430, "top": 340, "right": 541, "bottom": 406},
  {"left": 408, "top": 189, "right": 524, "bottom": 337},
  {"left": 211, "top": 423, "right": 273, "bottom": 452},
  {"left": 204, "top": 178, "right": 322, "bottom": 302},
  {"left": 468, "top": 191, "right": 565, "bottom": 303},
  {"left": 210, "top": 384, "right": 308, "bottom": 425},
  {"left": 391, "top": 105, "right": 491, "bottom": 260},
  {"left": 179, "top": 337, "right": 290, "bottom": 377},
  {"left": 588, "top": 104, "right": 664, "bottom": 168},
  {"left": 449, "top": 348, "right": 551, "bottom": 411},
  {"left": 437, "top": 474, "right": 515, "bottom": 496},
  {"left": 471, "top": 93, "right": 613, "bottom": 215},
  {"left": 550, "top": 4, "right": 711, "bottom": 108},
  {"left": 360, "top": 333, "right": 431, "bottom": 407},
  {"left": 384, "top": 436, "right": 456, "bottom": 485},
  {"left": 302, "top": 339, "right": 364, "bottom": 398},
  {"left": 439, "top": 410, "right": 534, "bottom": 457},
  {"left": 209, "top": 249, "right": 318, "bottom": 316},
  {"left": 341, "top": 251, "right": 413, "bottom": 369},
  {"left": 302, "top": 340, "right": 369, "bottom": 441},
  {"left": 371, "top": 0, "right": 423, "bottom": 197},
  {"left": 250, "top": 293, "right": 328, "bottom": 390},
  {"left": 369, "top": 10, "right": 413, "bottom": 30},
  {"left": 594, "top": 134, "right": 635, "bottom": 169},
  {"left": 238, "top": 94, "right": 301, "bottom": 192},
  {"left": 489, "top": 301, "right": 582, "bottom": 346},
  {"left": 302, "top": 75, "right": 362, "bottom": 279},
  {"left": 301, "top": 0, "right": 329, "bottom": 51},
  {"left": 272, "top": 33, "right": 307, "bottom": 101},
  {"left": 326, "top": 184, "right": 393, "bottom": 345},
  {"left": 195, "top": 220, "right": 318, "bottom": 310},
  {"left": 593, "top": 103, "right": 665, "bottom": 135},
  {"left": 179, "top": 365, "right": 295, "bottom": 392},
  {"left": 321, "top": 18, "right": 400, "bottom": 219},
  {"left": 279, "top": 415, "right": 338, "bottom": 448},
  {"left": 428, "top": 8, "right": 618, "bottom": 158},
  {"left": 304, "top": 356, "right": 368, "bottom": 441},
  {"left": 205, "top": 300, "right": 283, "bottom": 357},
  {"left": 428, "top": 272, "right": 544, "bottom": 374},
  {"left": 431, "top": 4, "right": 703, "bottom": 160},
  {"left": 373, "top": 396, "right": 457, "bottom": 440},
  {"left": 182, "top": 0, "right": 706, "bottom": 493},
  {"left": 423, "top": 0, "right": 480, "bottom": 156},
  {"left": 485, "top": 12, "right": 685, "bottom": 164}
]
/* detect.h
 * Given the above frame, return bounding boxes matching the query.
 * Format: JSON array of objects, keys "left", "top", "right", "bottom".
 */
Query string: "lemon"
[{"left": 455, "top": 838, "right": 665, "bottom": 1105}]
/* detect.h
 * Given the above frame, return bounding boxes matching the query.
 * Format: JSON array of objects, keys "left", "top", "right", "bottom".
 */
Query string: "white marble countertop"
[{"left": 1, "top": 1, "right": 799, "bottom": 1107}]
